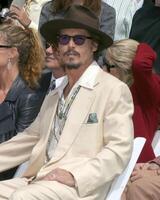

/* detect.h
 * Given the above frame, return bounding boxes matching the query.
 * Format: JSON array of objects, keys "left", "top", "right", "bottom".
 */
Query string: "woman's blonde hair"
[
  {"left": 0, "top": 22, "right": 44, "bottom": 88},
  {"left": 106, "top": 39, "right": 139, "bottom": 86},
  {"left": 52, "top": 0, "right": 101, "bottom": 15}
]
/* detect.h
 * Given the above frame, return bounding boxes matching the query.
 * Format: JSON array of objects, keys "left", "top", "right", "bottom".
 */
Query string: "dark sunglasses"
[
  {"left": 57, "top": 35, "right": 92, "bottom": 46},
  {"left": 0, "top": 45, "right": 13, "bottom": 48},
  {"left": 103, "top": 58, "right": 115, "bottom": 72},
  {"left": 46, "top": 42, "right": 57, "bottom": 49}
]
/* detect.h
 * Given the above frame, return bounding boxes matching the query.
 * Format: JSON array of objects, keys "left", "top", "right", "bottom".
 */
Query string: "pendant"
[{"left": 58, "top": 111, "right": 63, "bottom": 119}]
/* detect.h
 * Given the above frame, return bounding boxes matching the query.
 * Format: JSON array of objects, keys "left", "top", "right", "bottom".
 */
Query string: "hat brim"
[{"left": 40, "top": 19, "right": 113, "bottom": 51}]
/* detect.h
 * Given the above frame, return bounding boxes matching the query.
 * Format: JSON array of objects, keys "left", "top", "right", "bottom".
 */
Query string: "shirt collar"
[
  {"left": 50, "top": 61, "right": 100, "bottom": 96},
  {"left": 49, "top": 75, "right": 68, "bottom": 97},
  {"left": 78, "top": 61, "right": 100, "bottom": 89}
]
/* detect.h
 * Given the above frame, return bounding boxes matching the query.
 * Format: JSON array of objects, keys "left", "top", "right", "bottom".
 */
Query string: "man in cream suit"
[{"left": 0, "top": 5, "right": 134, "bottom": 200}]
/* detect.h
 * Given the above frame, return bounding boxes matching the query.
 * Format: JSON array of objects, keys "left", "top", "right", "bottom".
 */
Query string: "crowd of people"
[{"left": 0, "top": 0, "right": 159, "bottom": 199}]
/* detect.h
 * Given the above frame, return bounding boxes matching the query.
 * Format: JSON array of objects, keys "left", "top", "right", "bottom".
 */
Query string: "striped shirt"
[{"left": 103, "top": 0, "right": 144, "bottom": 40}]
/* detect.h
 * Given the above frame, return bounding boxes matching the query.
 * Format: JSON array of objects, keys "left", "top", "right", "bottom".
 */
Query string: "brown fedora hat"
[{"left": 40, "top": 5, "right": 113, "bottom": 51}]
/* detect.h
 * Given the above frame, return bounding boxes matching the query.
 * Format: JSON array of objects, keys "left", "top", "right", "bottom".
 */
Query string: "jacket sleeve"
[
  {"left": 15, "top": 90, "right": 45, "bottom": 133},
  {"left": 38, "top": 1, "right": 54, "bottom": 46},
  {"left": 100, "top": 2, "right": 116, "bottom": 39},
  {"left": 0, "top": 110, "right": 41, "bottom": 172},
  {"left": 38, "top": 2, "right": 52, "bottom": 31}
]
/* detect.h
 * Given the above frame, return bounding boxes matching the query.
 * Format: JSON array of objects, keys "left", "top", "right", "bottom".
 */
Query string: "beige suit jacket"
[{"left": 0, "top": 67, "right": 134, "bottom": 199}]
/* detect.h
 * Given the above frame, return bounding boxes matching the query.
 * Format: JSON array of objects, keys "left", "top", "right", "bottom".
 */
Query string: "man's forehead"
[{"left": 60, "top": 28, "right": 90, "bottom": 35}]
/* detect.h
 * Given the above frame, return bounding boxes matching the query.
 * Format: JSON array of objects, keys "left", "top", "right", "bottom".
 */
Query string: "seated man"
[{"left": 0, "top": 5, "right": 134, "bottom": 200}]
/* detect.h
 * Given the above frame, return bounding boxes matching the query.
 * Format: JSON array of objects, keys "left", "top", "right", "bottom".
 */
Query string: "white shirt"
[
  {"left": 103, "top": 0, "right": 144, "bottom": 40},
  {"left": 48, "top": 75, "right": 67, "bottom": 92}
]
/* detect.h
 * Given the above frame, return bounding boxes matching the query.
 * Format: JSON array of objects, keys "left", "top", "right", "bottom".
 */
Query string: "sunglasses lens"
[
  {"left": 46, "top": 42, "right": 57, "bottom": 50},
  {"left": 73, "top": 36, "right": 86, "bottom": 45},
  {"left": 58, "top": 35, "right": 70, "bottom": 45}
]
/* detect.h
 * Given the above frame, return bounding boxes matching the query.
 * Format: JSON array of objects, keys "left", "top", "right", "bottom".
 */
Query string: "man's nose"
[{"left": 67, "top": 38, "right": 76, "bottom": 47}]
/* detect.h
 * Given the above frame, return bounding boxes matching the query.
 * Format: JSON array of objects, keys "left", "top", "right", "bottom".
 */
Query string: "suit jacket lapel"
[
  {"left": 24, "top": 92, "right": 59, "bottom": 176},
  {"left": 47, "top": 86, "right": 96, "bottom": 164},
  {"left": 41, "top": 92, "right": 59, "bottom": 143}
]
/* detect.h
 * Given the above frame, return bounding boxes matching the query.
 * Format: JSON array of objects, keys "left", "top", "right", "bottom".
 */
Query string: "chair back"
[
  {"left": 106, "top": 137, "right": 146, "bottom": 200},
  {"left": 152, "top": 130, "right": 160, "bottom": 157}
]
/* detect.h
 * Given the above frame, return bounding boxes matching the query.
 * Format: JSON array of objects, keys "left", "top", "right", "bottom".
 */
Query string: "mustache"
[{"left": 63, "top": 50, "right": 80, "bottom": 56}]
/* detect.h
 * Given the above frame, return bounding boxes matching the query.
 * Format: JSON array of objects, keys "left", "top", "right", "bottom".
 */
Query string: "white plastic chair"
[
  {"left": 106, "top": 137, "right": 146, "bottom": 200},
  {"left": 14, "top": 161, "right": 29, "bottom": 178},
  {"left": 152, "top": 130, "right": 160, "bottom": 157}
]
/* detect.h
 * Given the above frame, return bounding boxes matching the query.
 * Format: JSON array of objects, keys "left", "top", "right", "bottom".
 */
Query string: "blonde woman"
[
  {"left": 0, "top": 21, "right": 45, "bottom": 179},
  {"left": 105, "top": 39, "right": 160, "bottom": 163}
]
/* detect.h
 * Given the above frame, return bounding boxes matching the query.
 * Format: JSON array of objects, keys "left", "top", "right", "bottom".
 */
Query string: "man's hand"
[
  {"left": 147, "top": 162, "right": 160, "bottom": 170},
  {"left": 9, "top": 5, "right": 31, "bottom": 27},
  {"left": 42, "top": 168, "right": 76, "bottom": 187},
  {"left": 130, "top": 162, "right": 160, "bottom": 182},
  {"left": 130, "top": 170, "right": 141, "bottom": 182},
  {"left": 133, "top": 163, "right": 146, "bottom": 171}
]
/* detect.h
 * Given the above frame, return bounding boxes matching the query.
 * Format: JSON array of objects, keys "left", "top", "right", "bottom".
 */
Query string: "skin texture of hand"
[
  {"left": 9, "top": 5, "right": 31, "bottom": 27},
  {"left": 42, "top": 168, "right": 76, "bottom": 187},
  {"left": 130, "top": 162, "right": 160, "bottom": 182}
]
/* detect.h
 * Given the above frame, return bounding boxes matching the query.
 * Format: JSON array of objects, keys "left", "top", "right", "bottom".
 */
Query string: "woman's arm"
[
  {"left": 15, "top": 90, "right": 45, "bottom": 132},
  {"left": 132, "top": 43, "right": 160, "bottom": 107}
]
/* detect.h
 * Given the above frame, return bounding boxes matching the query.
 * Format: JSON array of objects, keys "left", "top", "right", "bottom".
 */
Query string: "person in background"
[
  {"left": 105, "top": 39, "right": 160, "bottom": 163},
  {"left": 39, "top": 0, "right": 116, "bottom": 40},
  {"left": 105, "top": 39, "right": 160, "bottom": 199},
  {"left": 9, "top": 0, "right": 49, "bottom": 29},
  {"left": 0, "top": 5, "right": 133, "bottom": 199},
  {"left": 129, "top": 0, "right": 160, "bottom": 74},
  {"left": 0, "top": 21, "right": 46, "bottom": 180},
  {"left": 40, "top": 42, "right": 65, "bottom": 93},
  {"left": 103, "top": 0, "right": 144, "bottom": 40}
]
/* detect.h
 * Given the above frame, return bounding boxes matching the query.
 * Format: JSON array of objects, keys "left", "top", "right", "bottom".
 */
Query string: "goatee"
[{"left": 62, "top": 63, "right": 81, "bottom": 70}]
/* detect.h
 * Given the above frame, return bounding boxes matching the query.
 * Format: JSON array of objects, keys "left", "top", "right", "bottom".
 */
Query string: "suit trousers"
[
  {"left": 0, "top": 177, "right": 78, "bottom": 200},
  {"left": 121, "top": 170, "right": 160, "bottom": 200}
]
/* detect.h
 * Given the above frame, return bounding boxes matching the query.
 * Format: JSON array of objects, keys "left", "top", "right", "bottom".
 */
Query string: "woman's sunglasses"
[
  {"left": 0, "top": 45, "right": 13, "bottom": 48},
  {"left": 46, "top": 42, "right": 57, "bottom": 50},
  {"left": 57, "top": 34, "right": 92, "bottom": 46}
]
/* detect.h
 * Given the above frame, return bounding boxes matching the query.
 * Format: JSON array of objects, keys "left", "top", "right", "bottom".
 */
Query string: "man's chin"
[{"left": 64, "top": 62, "right": 81, "bottom": 69}]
